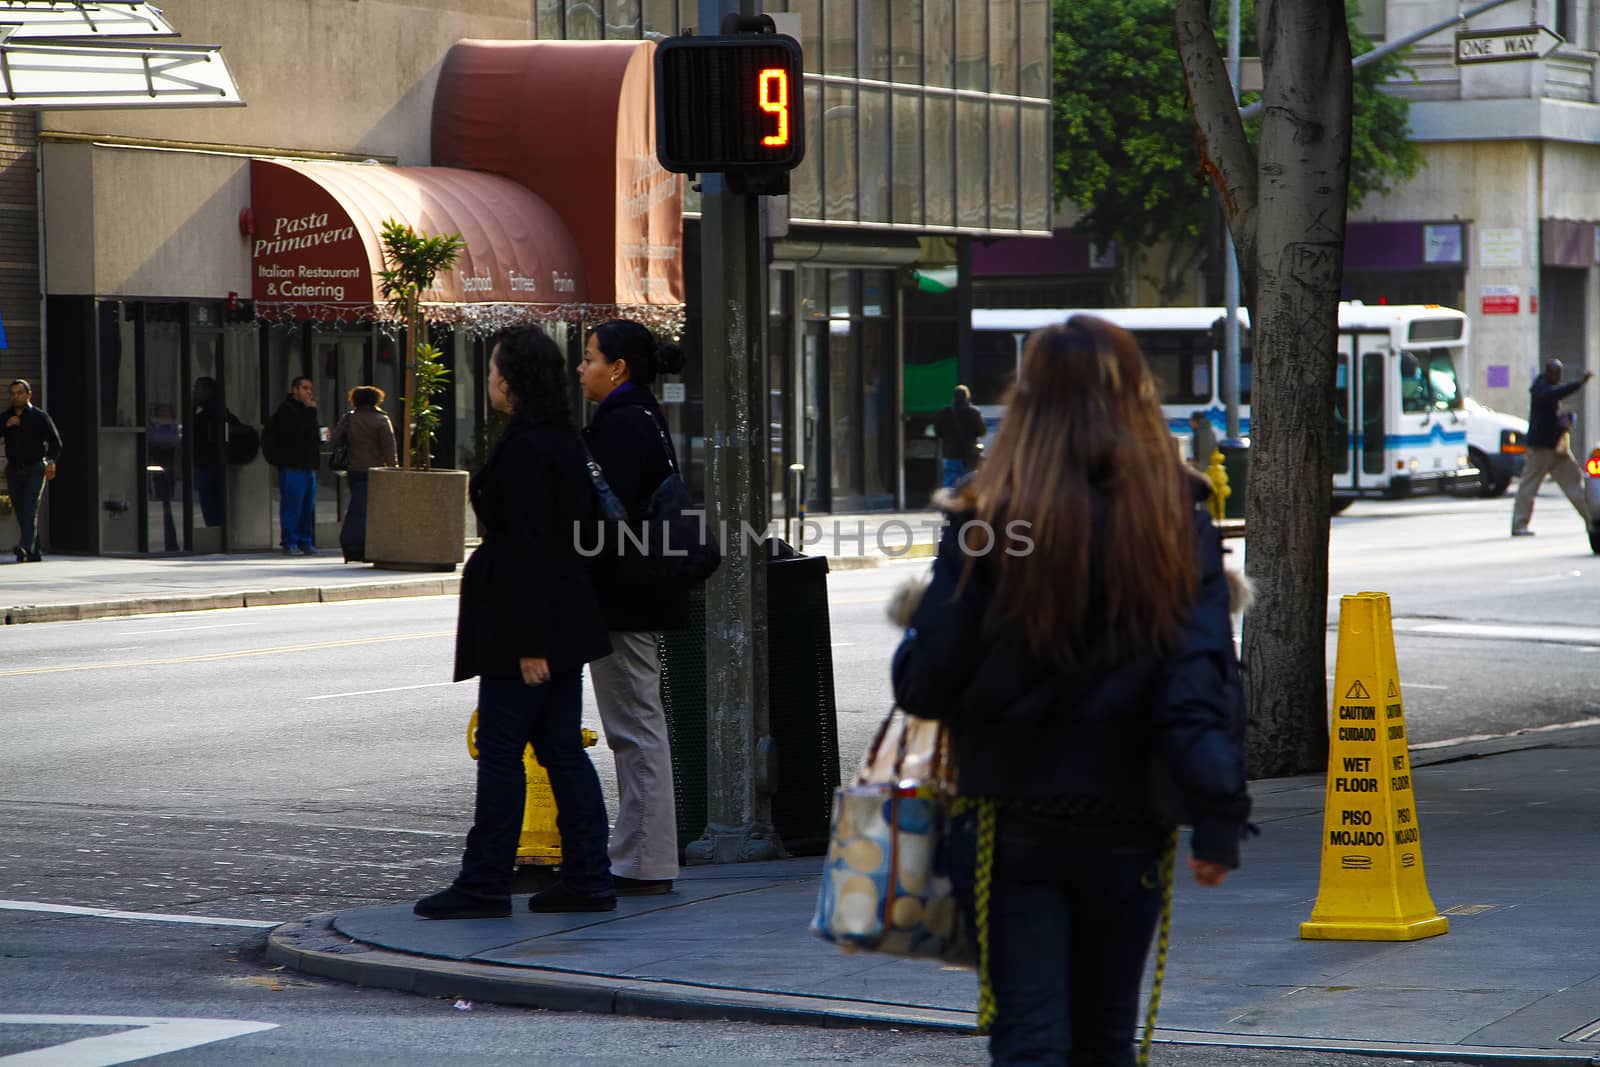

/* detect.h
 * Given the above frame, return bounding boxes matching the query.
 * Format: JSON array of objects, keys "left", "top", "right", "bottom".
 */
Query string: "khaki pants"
[
  {"left": 590, "top": 630, "right": 679, "bottom": 880},
  {"left": 1511, "top": 445, "right": 1589, "bottom": 531}
]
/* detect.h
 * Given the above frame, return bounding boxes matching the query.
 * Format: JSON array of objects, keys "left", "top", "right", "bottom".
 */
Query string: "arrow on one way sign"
[{"left": 1456, "top": 24, "right": 1564, "bottom": 64}]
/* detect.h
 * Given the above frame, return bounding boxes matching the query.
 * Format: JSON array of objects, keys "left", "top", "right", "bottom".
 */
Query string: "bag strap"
[
  {"left": 631, "top": 404, "right": 680, "bottom": 475},
  {"left": 579, "top": 437, "right": 629, "bottom": 521}
]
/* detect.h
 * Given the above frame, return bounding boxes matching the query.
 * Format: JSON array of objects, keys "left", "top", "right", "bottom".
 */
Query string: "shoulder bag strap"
[
  {"left": 632, "top": 404, "right": 680, "bottom": 474},
  {"left": 579, "top": 436, "right": 629, "bottom": 522}
]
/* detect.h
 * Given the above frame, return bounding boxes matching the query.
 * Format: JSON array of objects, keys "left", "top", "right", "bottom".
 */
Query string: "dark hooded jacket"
[{"left": 891, "top": 476, "right": 1251, "bottom": 867}]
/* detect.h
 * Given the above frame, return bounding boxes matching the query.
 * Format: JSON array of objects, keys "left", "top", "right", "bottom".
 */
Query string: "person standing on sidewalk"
[
  {"left": 1188, "top": 410, "right": 1219, "bottom": 472},
  {"left": 892, "top": 316, "right": 1250, "bottom": 1065},
  {"left": 4, "top": 379, "right": 62, "bottom": 563},
  {"left": 577, "top": 318, "right": 689, "bottom": 896},
  {"left": 330, "top": 386, "right": 397, "bottom": 563},
  {"left": 265, "top": 376, "right": 322, "bottom": 556},
  {"left": 933, "top": 385, "right": 987, "bottom": 488},
  {"left": 415, "top": 325, "right": 615, "bottom": 920},
  {"left": 1511, "top": 359, "right": 1593, "bottom": 537}
]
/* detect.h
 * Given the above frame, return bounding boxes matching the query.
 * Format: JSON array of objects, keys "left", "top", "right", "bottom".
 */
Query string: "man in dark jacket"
[
  {"left": 4, "top": 379, "right": 62, "bottom": 562},
  {"left": 265, "top": 376, "right": 322, "bottom": 555},
  {"left": 1511, "top": 359, "right": 1592, "bottom": 537},
  {"left": 933, "top": 385, "right": 987, "bottom": 487}
]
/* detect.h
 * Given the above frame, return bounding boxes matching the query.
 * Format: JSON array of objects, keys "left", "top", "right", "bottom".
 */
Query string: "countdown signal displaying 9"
[{"left": 654, "top": 33, "right": 806, "bottom": 175}]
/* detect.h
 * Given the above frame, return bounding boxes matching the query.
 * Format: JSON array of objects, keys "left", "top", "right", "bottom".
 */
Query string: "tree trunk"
[{"left": 1239, "top": 0, "right": 1352, "bottom": 776}]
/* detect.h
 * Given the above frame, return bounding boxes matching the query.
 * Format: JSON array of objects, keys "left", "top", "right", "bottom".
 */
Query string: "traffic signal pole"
[{"left": 684, "top": 0, "right": 783, "bottom": 865}]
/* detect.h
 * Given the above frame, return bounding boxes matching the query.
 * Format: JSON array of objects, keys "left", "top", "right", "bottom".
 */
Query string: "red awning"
[{"left": 250, "top": 158, "right": 588, "bottom": 321}]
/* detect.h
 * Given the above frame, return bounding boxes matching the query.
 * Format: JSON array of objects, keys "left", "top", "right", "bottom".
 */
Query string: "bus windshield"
[{"left": 1401, "top": 347, "right": 1463, "bottom": 411}]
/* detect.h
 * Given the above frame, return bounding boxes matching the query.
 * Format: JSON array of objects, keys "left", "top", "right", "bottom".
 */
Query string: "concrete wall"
[{"left": 40, "top": 0, "right": 532, "bottom": 164}]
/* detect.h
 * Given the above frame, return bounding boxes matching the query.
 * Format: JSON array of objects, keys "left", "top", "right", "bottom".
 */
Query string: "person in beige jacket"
[{"left": 331, "top": 385, "right": 397, "bottom": 562}]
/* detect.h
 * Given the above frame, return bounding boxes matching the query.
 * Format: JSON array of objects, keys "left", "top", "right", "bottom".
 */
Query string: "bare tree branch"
[{"left": 1174, "top": 0, "right": 1259, "bottom": 292}]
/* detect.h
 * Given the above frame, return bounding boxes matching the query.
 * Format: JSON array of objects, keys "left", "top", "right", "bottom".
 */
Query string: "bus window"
[
  {"left": 1419, "top": 348, "right": 1463, "bottom": 411},
  {"left": 1133, "top": 331, "right": 1209, "bottom": 406},
  {"left": 1399, "top": 351, "right": 1430, "bottom": 413},
  {"left": 971, "top": 331, "right": 1019, "bottom": 406}
]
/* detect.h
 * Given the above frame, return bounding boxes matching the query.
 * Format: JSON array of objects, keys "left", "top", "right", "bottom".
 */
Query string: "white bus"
[{"left": 970, "top": 303, "right": 1477, "bottom": 503}]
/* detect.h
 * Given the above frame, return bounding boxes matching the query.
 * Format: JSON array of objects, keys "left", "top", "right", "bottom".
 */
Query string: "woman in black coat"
[
  {"left": 415, "top": 325, "right": 616, "bottom": 920},
  {"left": 892, "top": 316, "right": 1250, "bottom": 1064},
  {"left": 576, "top": 319, "right": 688, "bottom": 895}
]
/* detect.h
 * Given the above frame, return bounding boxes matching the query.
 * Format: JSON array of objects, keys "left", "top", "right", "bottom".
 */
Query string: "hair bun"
[{"left": 655, "top": 342, "right": 686, "bottom": 376}]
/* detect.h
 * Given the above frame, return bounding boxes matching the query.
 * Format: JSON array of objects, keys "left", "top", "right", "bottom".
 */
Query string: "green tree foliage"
[{"left": 1053, "top": 0, "right": 1420, "bottom": 297}]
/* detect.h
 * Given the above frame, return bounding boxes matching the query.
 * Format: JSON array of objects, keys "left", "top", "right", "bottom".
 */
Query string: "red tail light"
[{"left": 1587, "top": 450, "right": 1600, "bottom": 477}]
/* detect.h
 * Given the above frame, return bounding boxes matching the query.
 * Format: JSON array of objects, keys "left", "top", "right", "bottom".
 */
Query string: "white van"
[{"left": 1462, "top": 397, "right": 1527, "bottom": 497}]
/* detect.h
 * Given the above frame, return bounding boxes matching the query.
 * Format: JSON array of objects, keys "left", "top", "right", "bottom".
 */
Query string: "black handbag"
[{"left": 583, "top": 410, "right": 721, "bottom": 584}]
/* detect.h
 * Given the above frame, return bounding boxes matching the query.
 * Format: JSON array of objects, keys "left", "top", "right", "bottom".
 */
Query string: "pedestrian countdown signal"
[{"left": 655, "top": 33, "right": 805, "bottom": 192}]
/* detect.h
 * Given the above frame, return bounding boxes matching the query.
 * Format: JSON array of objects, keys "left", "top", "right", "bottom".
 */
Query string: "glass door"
[{"left": 189, "top": 329, "right": 226, "bottom": 553}]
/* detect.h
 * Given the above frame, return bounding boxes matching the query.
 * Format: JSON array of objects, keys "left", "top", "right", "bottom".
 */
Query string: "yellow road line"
[{"left": 0, "top": 631, "right": 455, "bottom": 678}]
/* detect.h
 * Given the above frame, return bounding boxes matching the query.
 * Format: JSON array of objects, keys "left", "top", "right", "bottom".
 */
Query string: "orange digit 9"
[{"left": 758, "top": 68, "right": 789, "bottom": 147}]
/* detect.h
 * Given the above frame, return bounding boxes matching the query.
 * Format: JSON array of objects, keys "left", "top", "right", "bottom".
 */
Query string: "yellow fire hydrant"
[
  {"left": 467, "top": 709, "right": 599, "bottom": 868},
  {"left": 1205, "top": 448, "right": 1230, "bottom": 522}
]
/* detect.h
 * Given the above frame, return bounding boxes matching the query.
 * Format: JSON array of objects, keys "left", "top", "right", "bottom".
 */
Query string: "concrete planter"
[{"left": 365, "top": 467, "right": 468, "bottom": 572}]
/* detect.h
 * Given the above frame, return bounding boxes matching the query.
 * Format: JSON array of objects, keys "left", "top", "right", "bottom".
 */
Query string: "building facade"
[{"left": 15, "top": 0, "right": 1051, "bottom": 557}]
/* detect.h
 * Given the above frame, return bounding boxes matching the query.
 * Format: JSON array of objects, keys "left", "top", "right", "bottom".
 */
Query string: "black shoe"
[
  {"left": 527, "top": 882, "right": 617, "bottom": 913},
  {"left": 281, "top": 546, "right": 295, "bottom": 556},
  {"left": 298, "top": 545, "right": 317, "bottom": 556},
  {"left": 612, "top": 875, "right": 673, "bottom": 896},
  {"left": 24, "top": 552, "right": 41, "bottom": 563},
  {"left": 413, "top": 887, "right": 511, "bottom": 920},
  {"left": 11, "top": 546, "right": 23, "bottom": 563}
]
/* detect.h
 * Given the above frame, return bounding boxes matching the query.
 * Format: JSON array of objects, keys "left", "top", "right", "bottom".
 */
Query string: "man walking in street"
[
  {"left": 3, "top": 379, "right": 62, "bottom": 563},
  {"left": 933, "top": 384, "right": 986, "bottom": 488},
  {"left": 265, "top": 376, "right": 322, "bottom": 555},
  {"left": 1511, "top": 359, "right": 1593, "bottom": 537},
  {"left": 1188, "top": 410, "right": 1220, "bottom": 472}
]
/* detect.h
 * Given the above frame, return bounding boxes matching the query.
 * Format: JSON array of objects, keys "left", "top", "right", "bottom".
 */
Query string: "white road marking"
[
  {"left": 0, "top": 900, "right": 275, "bottom": 929},
  {"left": 1410, "top": 715, "right": 1600, "bottom": 750},
  {"left": 115, "top": 623, "right": 249, "bottom": 635},
  {"left": 831, "top": 642, "right": 857, "bottom": 648},
  {"left": 1506, "top": 570, "right": 1582, "bottom": 585},
  {"left": 0, "top": 1014, "right": 276, "bottom": 1066},
  {"left": 303, "top": 680, "right": 458, "bottom": 701},
  {"left": 1407, "top": 621, "right": 1600, "bottom": 645}
]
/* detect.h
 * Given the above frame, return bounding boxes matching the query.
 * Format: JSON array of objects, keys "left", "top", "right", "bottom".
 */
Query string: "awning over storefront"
[
  {"left": 250, "top": 158, "right": 588, "bottom": 324},
  {"left": 432, "top": 39, "right": 684, "bottom": 319}
]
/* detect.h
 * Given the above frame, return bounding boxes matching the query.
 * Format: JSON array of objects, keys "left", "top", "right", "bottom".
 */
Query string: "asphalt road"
[{"left": 3, "top": 485, "right": 1597, "bottom": 1063}]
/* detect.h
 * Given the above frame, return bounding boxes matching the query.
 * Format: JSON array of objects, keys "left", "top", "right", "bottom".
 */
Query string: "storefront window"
[
  {"left": 605, "top": 0, "right": 640, "bottom": 37},
  {"left": 954, "top": 2, "right": 987, "bottom": 91},
  {"left": 829, "top": 318, "right": 856, "bottom": 507},
  {"left": 799, "top": 267, "right": 827, "bottom": 320},
  {"left": 956, "top": 98, "right": 989, "bottom": 229},
  {"left": 989, "top": 101, "right": 1020, "bottom": 232},
  {"left": 1020, "top": 103, "right": 1050, "bottom": 231},
  {"left": 924, "top": 94, "right": 955, "bottom": 229},
  {"left": 861, "top": 317, "right": 895, "bottom": 505},
  {"left": 825, "top": 0, "right": 855, "bottom": 77},
  {"left": 859, "top": 87, "right": 890, "bottom": 224},
  {"left": 789, "top": 80, "right": 823, "bottom": 220},
  {"left": 100, "top": 302, "right": 137, "bottom": 428},
  {"left": 566, "top": 0, "right": 601, "bottom": 39},
  {"left": 1019, "top": 0, "right": 1049, "bottom": 98},
  {"left": 892, "top": 90, "right": 923, "bottom": 226},
  {"left": 863, "top": 0, "right": 889, "bottom": 82},
  {"left": 988, "top": 0, "right": 1018, "bottom": 96},
  {"left": 924, "top": 0, "right": 954, "bottom": 89},
  {"left": 890, "top": 0, "right": 922, "bottom": 82},
  {"left": 823, "top": 83, "right": 858, "bottom": 223},
  {"left": 642, "top": 0, "right": 676, "bottom": 38}
]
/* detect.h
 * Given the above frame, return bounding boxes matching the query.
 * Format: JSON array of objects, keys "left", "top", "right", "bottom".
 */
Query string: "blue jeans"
[
  {"left": 454, "top": 673, "right": 613, "bottom": 900},
  {"left": 949, "top": 808, "right": 1168, "bottom": 1066},
  {"left": 6, "top": 461, "right": 47, "bottom": 557},
  {"left": 278, "top": 467, "right": 317, "bottom": 549},
  {"left": 942, "top": 458, "right": 967, "bottom": 488},
  {"left": 340, "top": 471, "right": 370, "bottom": 560}
]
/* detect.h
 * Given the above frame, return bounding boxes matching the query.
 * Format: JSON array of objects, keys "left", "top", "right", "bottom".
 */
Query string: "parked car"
[
  {"left": 1584, "top": 443, "right": 1600, "bottom": 555},
  {"left": 1463, "top": 397, "right": 1528, "bottom": 497}
]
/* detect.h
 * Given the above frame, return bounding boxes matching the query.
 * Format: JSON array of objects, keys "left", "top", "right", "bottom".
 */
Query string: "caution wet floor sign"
[{"left": 1301, "top": 592, "right": 1448, "bottom": 942}]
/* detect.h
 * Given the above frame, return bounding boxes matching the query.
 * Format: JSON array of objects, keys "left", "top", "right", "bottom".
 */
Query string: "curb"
[
  {"left": 2, "top": 576, "right": 461, "bottom": 626},
  {"left": 267, "top": 915, "right": 1596, "bottom": 1063},
  {"left": 266, "top": 913, "right": 976, "bottom": 1032}
]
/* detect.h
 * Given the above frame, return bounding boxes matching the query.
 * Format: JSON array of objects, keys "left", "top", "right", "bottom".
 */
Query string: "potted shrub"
[{"left": 364, "top": 220, "right": 471, "bottom": 571}]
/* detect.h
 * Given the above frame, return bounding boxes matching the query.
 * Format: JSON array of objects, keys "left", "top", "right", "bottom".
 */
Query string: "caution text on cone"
[{"left": 1301, "top": 592, "right": 1448, "bottom": 942}]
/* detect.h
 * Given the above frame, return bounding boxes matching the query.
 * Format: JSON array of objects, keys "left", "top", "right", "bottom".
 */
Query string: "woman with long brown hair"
[{"left": 892, "top": 315, "right": 1251, "bottom": 1065}]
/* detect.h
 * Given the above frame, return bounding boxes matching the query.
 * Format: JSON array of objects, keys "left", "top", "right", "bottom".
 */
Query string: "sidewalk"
[
  {"left": 0, "top": 509, "right": 942, "bottom": 625},
  {"left": 269, "top": 725, "right": 1600, "bottom": 1064}
]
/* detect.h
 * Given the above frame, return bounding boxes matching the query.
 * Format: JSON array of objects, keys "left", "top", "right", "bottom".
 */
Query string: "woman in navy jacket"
[
  {"left": 415, "top": 325, "right": 615, "bottom": 919},
  {"left": 892, "top": 315, "right": 1251, "bottom": 1065},
  {"left": 577, "top": 319, "right": 689, "bottom": 895}
]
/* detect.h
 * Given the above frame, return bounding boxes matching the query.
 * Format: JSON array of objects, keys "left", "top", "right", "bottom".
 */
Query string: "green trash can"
[
  {"left": 1219, "top": 438, "right": 1249, "bottom": 520},
  {"left": 657, "top": 547, "right": 841, "bottom": 857}
]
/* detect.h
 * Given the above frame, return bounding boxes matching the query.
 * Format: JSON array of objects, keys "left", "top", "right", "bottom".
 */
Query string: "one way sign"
[{"left": 1456, "top": 24, "right": 1564, "bottom": 64}]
